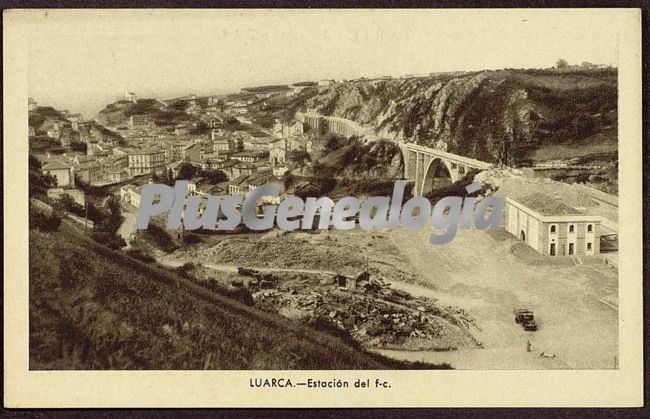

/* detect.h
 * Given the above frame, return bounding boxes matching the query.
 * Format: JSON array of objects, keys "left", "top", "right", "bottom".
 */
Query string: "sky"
[{"left": 21, "top": 9, "right": 624, "bottom": 119}]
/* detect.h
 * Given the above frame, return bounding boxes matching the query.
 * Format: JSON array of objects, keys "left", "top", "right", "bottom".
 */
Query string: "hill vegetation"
[
  {"left": 29, "top": 219, "right": 447, "bottom": 369},
  {"left": 95, "top": 98, "right": 196, "bottom": 128},
  {"left": 298, "top": 68, "right": 617, "bottom": 168},
  {"left": 29, "top": 105, "right": 124, "bottom": 148},
  {"left": 287, "top": 133, "right": 406, "bottom": 198}
]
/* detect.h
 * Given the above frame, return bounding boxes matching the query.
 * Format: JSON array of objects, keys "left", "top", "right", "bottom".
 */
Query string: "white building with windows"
[{"left": 505, "top": 193, "right": 601, "bottom": 257}]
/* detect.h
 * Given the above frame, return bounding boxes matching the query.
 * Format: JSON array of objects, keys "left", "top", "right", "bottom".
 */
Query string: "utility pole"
[{"left": 84, "top": 191, "right": 88, "bottom": 230}]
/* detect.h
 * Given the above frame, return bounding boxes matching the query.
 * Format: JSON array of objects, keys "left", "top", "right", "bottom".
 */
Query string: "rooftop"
[
  {"left": 126, "top": 147, "right": 164, "bottom": 155},
  {"left": 515, "top": 193, "right": 582, "bottom": 216},
  {"left": 42, "top": 160, "right": 71, "bottom": 170}
]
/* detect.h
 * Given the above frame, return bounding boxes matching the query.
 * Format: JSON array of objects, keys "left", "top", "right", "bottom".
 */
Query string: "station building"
[{"left": 505, "top": 193, "right": 601, "bottom": 257}]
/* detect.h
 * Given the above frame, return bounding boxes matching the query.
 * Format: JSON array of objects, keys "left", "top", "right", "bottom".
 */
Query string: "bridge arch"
[
  {"left": 391, "top": 142, "right": 493, "bottom": 196},
  {"left": 420, "top": 157, "right": 454, "bottom": 196}
]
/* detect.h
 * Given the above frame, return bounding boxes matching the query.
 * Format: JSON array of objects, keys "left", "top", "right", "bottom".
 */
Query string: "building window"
[
  {"left": 569, "top": 224, "right": 575, "bottom": 233},
  {"left": 587, "top": 224, "right": 593, "bottom": 233},
  {"left": 550, "top": 225, "right": 556, "bottom": 234},
  {"left": 587, "top": 242, "right": 592, "bottom": 250}
]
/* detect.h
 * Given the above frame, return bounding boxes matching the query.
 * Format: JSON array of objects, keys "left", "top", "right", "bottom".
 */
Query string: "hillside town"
[
  {"left": 28, "top": 67, "right": 620, "bottom": 370},
  {"left": 32, "top": 87, "right": 320, "bottom": 206}
]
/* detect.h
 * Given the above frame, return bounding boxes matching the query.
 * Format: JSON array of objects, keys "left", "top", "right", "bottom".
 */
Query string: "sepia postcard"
[{"left": 3, "top": 8, "right": 643, "bottom": 408}]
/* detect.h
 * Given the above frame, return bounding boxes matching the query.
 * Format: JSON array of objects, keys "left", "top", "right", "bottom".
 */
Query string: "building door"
[
  {"left": 520, "top": 231, "right": 526, "bottom": 242},
  {"left": 550, "top": 243, "right": 556, "bottom": 256},
  {"left": 568, "top": 243, "right": 574, "bottom": 255}
]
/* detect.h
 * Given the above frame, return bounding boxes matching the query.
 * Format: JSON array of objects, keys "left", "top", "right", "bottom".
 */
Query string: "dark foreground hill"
[{"left": 29, "top": 220, "right": 448, "bottom": 370}]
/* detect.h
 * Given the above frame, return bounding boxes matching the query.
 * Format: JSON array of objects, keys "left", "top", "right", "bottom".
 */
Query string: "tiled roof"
[
  {"left": 42, "top": 160, "right": 70, "bottom": 170},
  {"left": 516, "top": 193, "right": 581, "bottom": 216}
]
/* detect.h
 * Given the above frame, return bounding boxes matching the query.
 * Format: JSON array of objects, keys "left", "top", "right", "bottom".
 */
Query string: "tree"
[
  {"left": 29, "top": 206, "right": 62, "bottom": 232},
  {"left": 105, "top": 195, "right": 123, "bottom": 233},
  {"left": 556, "top": 59, "right": 569, "bottom": 69},
  {"left": 176, "top": 163, "right": 198, "bottom": 180},
  {"left": 284, "top": 172, "right": 295, "bottom": 189},
  {"left": 70, "top": 141, "right": 87, "bottom": 153},
  {"left": 200, "top": 169, "right": 228, "bottom": 184},
  {"left": 29, "top": 170, "right": 55, "bottom": 197},
  {"left": 190, "top": 120, "right": 209, "bottom": 135},
  {"left": 323, "top": 133, "right": 345, "bottom": 152},
  {"left": 53, "top": 193, "right": 84, "bottom": 215},
  {"left": 288, "top": 149, "right": 310, "bottom": 166},
  {"left": 90, "top": 231, "right": 126, "bottom": 249},
  {"left": 29, "top": 154, "right": 42, "bottom": 170}
]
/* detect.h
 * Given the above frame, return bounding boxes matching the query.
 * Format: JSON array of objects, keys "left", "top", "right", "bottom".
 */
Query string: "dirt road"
[
  {"left": 117, "top": 211, "right": 136, "bottom": 249},
  {"left": 384, "top": 226, "right": 618, "bottom": 369},
  {"left": 159, "top": 257, "right": 337, "bottom": 276}
]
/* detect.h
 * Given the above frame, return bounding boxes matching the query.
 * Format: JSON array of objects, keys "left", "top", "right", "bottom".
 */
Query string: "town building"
[
  {"left": 75, "top": 160, "right": 102, "bottom": 185},
  {"left": 41, "top": 160, "right": 75, "bottom": 188},
  {"left": 246, "top": 175, "right": 285, "bottom": 195},
  {"left": 182, "top": 142, "right": 201, "bottom": 162},
  {"left": 286, "top": 181, "right": 320, "bottom": 197},
  {"left": 195, "top": 182, "right": 227, "bottom": 197},
  {"left": 167, "top": 160, "right": 185, "bottom": 179},
  {"left": 47, "top": 127, "right": 60, "bottom": 140},
  {"left": 272, "top": 165, "right": 289, "bottom": 177},
  {"left": 273, "top": 119, "right": 304, "bottom": 139},
  {"left": 228, "top": 174, "right": 250, "bottom": 195},
  {"left": 231, "top": 162, "right": 257, "bottom": 179},
  {"left": 125, "top": 91, "right": 137, "bottom": 103},
  {"left": 102, "top": 154, "right": 129, "bottom": 174},
  {"left": 174, "top": 124, "right": 191, "bottom": 136},
  {"left": 200, "top": 157, "right": 227, "bottom": 171},
  {"left": 129, "top": 114, "right": 153, "bottom": 129},
  {"left": 107, "top": 169, "right": 129, "bottom": 183},
  {"left": 231, "top": 150, "right": 266, "bottom": 163},
  {"left": 163, "top": 141, "right": 188, "bottom": 163},
  {"left": 211, "top": 128, "right": 226, "bottom": 140},
  {"left": 212, "top": 137, "right": 230, "bottom": 154},
  {"left": 216, "top": 159, "right": 239, "bottom": 179},
  {"left": 505, "top": 193, "right": 602, "bottom": 257},
  {"left": 67, "top": 114, "right": 84, "bottom": 131},
  {"left": 126, "top": 148, "right": 166, "bottom": 176},
  {"left": 269, "top": 141, "right": 287, "bottom": 166},
  {"left": 120, "top": 184, "right": 142, "bottom": 207}
]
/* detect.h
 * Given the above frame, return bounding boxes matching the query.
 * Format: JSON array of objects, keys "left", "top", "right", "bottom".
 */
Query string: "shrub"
[
  {"left": 305, "top": 316, "right": 359, "bottom": 348},
  {"left": 175, "top": 262, "right": 196, "bottom": 278},
  {"left": 125, "top": 249, "right": 156, "bottom": 264},
  {"left": 90, "top": 231, "right": 126, "bottom": 249},
  {"left": 144, "top": 224, "right": 178, "bottom": 253},
  {"left": 200, "top": 169, "right": 228, "bottom": 184},
  {"left": 183, "top": 233, "right": 202, "bottom": 245},
  {"left": 176, "top": 163, "right": 199, "bottom": 180},
  {"left": 29, "top": 207, "right": 62, "bottom": 232}
]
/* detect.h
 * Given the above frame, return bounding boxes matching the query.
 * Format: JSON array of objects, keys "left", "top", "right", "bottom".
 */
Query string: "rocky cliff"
[{"left": 300, "top": 68, "right": 618, "bottom": 166}]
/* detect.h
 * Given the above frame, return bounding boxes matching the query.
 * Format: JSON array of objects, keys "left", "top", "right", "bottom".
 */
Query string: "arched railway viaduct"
[{"left": 399, "top": 143, "right": 493, "bottom": 196}]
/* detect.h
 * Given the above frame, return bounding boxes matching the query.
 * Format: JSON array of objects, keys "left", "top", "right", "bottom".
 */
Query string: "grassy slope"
[
  {"left": 30, "top": 220, "right": 448, "bottom": 370},
  {"left": 95, "top": 99, "right": 194, "bottom": 128},
  {"left": 528, "top": 128, "right": 617, "bottom": 162}
]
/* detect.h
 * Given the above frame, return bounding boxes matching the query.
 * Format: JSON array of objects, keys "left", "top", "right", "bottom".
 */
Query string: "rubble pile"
[
  {"left": 167, "top": 230, "right": 417, "bottom": 283},
  {"left": 250, "top": 274, "right": 479, "bottom": 350}
]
